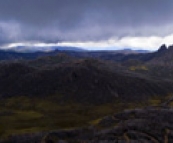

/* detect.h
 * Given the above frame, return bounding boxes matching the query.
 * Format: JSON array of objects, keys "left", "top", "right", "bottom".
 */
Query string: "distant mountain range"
[
  {"left": 5, "top": 45, "right": 149, "bottom": 53},
  {"left": 0, "top": 44, "right": 172, "bottom": 103},
  {"left": 0, "top": 46, "right": 150, "bottom": 61},
  {"left": 1, "top": 44, "right": 173, "bottom": 142},
  {"left": 10, "top": 46, "right": 86, "bottom": 52}
]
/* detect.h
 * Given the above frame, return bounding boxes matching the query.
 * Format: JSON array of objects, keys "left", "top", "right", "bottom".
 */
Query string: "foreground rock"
[{"left": 2, "top": 106, "right": 173, "bottom": 143}]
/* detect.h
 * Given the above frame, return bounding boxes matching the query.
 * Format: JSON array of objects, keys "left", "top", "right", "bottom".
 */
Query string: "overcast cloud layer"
[{"left": 0, "top": 0, "right": 173, "bottom": 50}]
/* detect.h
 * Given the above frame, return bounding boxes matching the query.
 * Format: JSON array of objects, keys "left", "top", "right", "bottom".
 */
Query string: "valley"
[{"left": 0, "top": 44, "right": 173, "bottom": 142}]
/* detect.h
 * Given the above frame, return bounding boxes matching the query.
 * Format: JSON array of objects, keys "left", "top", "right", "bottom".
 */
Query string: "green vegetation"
[
  {"left": 0, "top": 94, "right": 172, "bottom": 140},
  {"left": 0, "top": 95, "right": 118, "bottom": 139},
  {"left": 129, "top": 65, "right": 148, "bottom": 71},
  {"left": 148, "top": 98, "right": 161, "bottom": 106}
]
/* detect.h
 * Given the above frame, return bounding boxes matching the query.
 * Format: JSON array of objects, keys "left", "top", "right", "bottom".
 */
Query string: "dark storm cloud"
[
  {"left": 0, "top": 0, "right": 88, "bottom": 28},
  {"left": 0, "top": 0, "right": 173, "bottom": 44}
]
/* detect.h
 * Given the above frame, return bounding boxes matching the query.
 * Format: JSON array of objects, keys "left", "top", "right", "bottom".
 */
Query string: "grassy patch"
[
  {"left": 0, "top": 94, "right": 171, "bottom": 139},
  {"left": 148, "top": 99, "right": 161, "bottom": 106},
  {"left": 130, "top": 65, "right": 148, "bottom": 71},
  {"left": 89, "top": 118, "right": 102, "bottom": 125}
]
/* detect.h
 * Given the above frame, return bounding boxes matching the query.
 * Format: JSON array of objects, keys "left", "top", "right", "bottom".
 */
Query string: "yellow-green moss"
[
  {"left": 129, "top": 65, "right": 148, "bottom": 71},
  {"left": 148, "top": 99, "right": 161, "bottom": 106},
  {"left": 89, "top": 118, "right": 102, "bottom": 125}
]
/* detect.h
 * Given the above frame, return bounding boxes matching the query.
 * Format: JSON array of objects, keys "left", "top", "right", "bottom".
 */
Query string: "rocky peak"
[{"left": 158, "top": 44, "right": 167, "bottom": 52}]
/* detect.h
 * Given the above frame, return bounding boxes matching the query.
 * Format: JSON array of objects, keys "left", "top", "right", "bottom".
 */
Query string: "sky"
[{"left": 0, "top": 0, "right": 173, "bottom": 51}]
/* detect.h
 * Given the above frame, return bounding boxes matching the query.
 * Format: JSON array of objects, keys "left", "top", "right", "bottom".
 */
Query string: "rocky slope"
[{"left": 0, "top": 58, "right": 172, "bottom": 104}]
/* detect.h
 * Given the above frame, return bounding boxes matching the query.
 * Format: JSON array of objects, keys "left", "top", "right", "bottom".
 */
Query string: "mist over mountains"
[{"left": 0, "top": 45, "right": 150, "bottom": 61}]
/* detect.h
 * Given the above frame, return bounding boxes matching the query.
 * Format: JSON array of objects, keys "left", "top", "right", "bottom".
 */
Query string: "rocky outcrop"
[
  {"left": 43, "top": 107, "right": 173, "bottom": 142},
  {"left": 158, "top": 44, "right": 167, "bottom": 52},
  {"left": 4, "top": 106, "right": 173, "bottom": 143}
]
